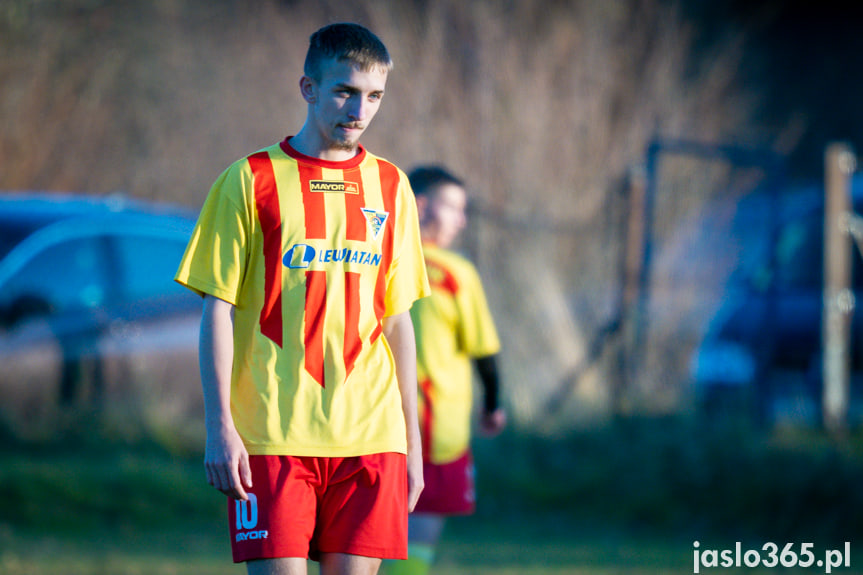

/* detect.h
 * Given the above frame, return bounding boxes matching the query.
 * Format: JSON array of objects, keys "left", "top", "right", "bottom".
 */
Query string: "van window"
[
  {"left": 1, "top": 236, "right": 113, "bottom": 312},
  {"left": 774, "top": 217, "right": 822, "bottom": 290},
  {"left": 111, "top": 234, "right": 193, "bottom": 303}
]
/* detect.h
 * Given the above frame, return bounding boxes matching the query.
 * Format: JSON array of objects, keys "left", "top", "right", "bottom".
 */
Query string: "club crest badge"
[{"left": 361, "top": 208, "right": 389, "bottom": 241}]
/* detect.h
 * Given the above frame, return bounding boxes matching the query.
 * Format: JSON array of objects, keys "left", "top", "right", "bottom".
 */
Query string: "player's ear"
[
  {"left": 415, "top": 195, "right": 428, "bottom": 221},
  {"left": 300, "top": 76, "right": 317, "bottom": 104}
]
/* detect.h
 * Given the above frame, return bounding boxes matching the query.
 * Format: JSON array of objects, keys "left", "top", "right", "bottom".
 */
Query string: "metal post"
[
  {"left": 823, "top": 142, "right": 857, "bottom": 435},
  {"left": 614, "top": 165, "right": 647, "bottom": 415},
  {"left": 630, "top": 142, "right": 659, "bottom": 396}
]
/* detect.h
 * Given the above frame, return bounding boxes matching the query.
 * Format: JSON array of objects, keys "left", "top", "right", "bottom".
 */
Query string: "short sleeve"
[
  {"left": 383, "top": 173, "right": 430, "bottom": 317},
  {"left": 456, "top": 262, "right": 501, "bottom": 357},
  {"left": 174, "top": 162, "right": 251, "bottom": 305}
]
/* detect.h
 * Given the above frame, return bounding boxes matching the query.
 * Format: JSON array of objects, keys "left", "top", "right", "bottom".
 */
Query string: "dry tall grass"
[{"left": 0, "top": 0, "right": 782, "bottom": 430}]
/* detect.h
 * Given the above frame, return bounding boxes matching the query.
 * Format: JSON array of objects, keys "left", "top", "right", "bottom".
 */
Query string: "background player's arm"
[
  {"left": 200, "top": 294, "right": 252, "bottom": 501},
  {"left": 475, "top": 354, "right": 507, "bottom": 436},
  {"left": 383, "top": 309, "right": 425, "bottom": 512}
]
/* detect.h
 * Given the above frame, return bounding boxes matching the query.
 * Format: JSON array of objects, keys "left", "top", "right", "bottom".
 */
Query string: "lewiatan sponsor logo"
[{"left": 283, "top": 244, "right": 382, "bottom": 270}]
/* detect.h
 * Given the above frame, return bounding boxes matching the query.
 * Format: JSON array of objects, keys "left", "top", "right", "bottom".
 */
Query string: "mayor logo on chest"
[{"left": 309, "top": 180, "right": 360, "bottom": 194}]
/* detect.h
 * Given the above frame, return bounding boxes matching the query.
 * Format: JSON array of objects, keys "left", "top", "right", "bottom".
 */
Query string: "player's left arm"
[
  {"left": 382, "top": 309, "right": 424, "bottom": 512},
  {"left": 475, "top": 354, "right": 507, "bottom": 436},
  {"left": 458, "top": 261, "right": 506, "bottom": 437}
]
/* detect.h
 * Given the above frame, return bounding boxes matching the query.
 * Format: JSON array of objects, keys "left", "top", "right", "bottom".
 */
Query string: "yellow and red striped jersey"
[
  {"left": 411, "top": 243, "right": 500, "bottom": 464},
  {"left": 175, "top": 138, "right": 430, "bottom": 457}
]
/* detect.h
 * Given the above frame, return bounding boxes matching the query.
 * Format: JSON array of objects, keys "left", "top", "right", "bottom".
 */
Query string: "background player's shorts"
[
  {"left": 229, "top": 453, "right": 407, "bottom": 563},
  {"left": 413, "top": 450, "right": 475, "bottom": 515}
]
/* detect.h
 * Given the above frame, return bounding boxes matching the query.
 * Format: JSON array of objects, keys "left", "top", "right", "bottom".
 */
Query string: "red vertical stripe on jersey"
[
  {"left": 343, "top": 271, "right": 362, "bottom": 378},
  {"left": 299, "top": 163, "right": 326, "bottom": 239},
  {"left": 370, "top": 160, "right": 399, "bottom": 342},
  {"left": 427, "top": 260, "right": 460, "bottom": 295},
  {"left": 304, "top": 270, "right": 327, "bottom": 387},
  {"left": 344, "top": 167, "right": 367, "bottom": 241},
  {"left": 419, "top": 378, "right": 434, "bottom": 461},
  {"left": 249, "top": 151, "right": 283, "bottom": 347}
]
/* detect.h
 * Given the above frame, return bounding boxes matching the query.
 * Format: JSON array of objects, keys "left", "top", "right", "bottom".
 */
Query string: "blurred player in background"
[{"left": 384, "top": 165, "right": 506, "bottom": 575}]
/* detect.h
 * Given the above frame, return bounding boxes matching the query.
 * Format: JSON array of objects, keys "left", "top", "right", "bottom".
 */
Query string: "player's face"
[
  {"left": 428, "top": 184, "right": 467, "bottom": 248},
  {"left": 305, "top": 58, "right": 388, "bottom": 152}
]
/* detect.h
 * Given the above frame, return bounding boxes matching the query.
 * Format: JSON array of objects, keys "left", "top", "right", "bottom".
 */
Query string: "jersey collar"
[{"left": 280, "top": 136, "right": 367, "bottom": 169}]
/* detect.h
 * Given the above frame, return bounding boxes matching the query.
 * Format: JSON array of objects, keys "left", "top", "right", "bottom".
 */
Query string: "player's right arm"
[
  {"left": 200, "top": 294, "right": 252, "bottom": 501},
  {"left": 383, "top": 309, "right": 424, "bottom": 512}
]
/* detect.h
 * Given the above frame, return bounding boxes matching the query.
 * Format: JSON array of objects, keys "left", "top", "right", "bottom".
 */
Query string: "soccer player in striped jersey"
[
  {"left": 383, "top": 166, "right": 506, "bottom": 575},
  {"left": 175, "top": 23, "right": 429, "bottom": 575}
]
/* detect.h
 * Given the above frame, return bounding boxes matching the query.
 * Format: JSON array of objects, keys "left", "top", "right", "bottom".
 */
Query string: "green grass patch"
[
  {"left": 0, "top": 448, "right": 221, "bottom": 533},
  {"left": 472, "top": 416, "right": 863, "bottom": 544},
  {"left": 4, "top": 417, "right": 863, "bottom": 573}
]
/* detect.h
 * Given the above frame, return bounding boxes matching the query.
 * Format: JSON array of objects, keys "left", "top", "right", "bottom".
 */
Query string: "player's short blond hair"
[{"left": 304, "top": 23, "right": 392, "bottom": 81}]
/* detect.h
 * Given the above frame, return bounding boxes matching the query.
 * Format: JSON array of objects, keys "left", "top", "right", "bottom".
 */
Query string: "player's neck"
[
  {"left": 421, "top": 231, "right": 451, "bottom": 249},
  {"left": 290, "top": 127, "right": 360, "bottom": 163}
]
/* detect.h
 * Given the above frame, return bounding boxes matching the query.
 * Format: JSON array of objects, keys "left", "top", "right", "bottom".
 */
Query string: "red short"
[
  {"left": 413, "top": 451, "right": 475, "bottom": 515},
  {"left": 228, "top": 453, "right": 407, "bottom": 563}
]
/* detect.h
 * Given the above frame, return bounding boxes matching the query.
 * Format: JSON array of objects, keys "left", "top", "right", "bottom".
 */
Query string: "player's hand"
[
  {"left": 479, "top": 408, "right": 507, "bottom": 437},
  {"left": 204, "top": 424, "right": 253, "bottom": 501},
  {"left": 406, "top": 450, "right": 424, "bottom": 512}
]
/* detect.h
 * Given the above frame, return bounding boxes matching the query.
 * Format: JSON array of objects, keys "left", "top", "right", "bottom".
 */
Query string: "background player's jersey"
[
  {"left": 411, "top": 243, "right": 500, "bottom": 464},
  {"left": 175, "top": 138, "right": 429, "bottom": 457}
]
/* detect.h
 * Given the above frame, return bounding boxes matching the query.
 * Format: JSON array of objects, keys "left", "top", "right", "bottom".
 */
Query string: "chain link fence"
[{"left": 465, "top": 140, "right": 784, "bottom": 432}]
